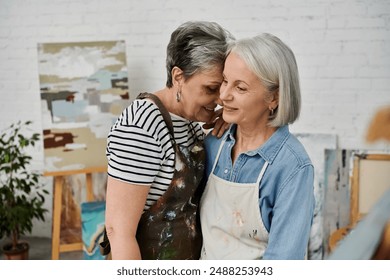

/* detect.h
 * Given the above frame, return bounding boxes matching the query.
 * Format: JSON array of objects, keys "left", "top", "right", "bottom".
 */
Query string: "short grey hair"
[
  {"left": 228, "top": 33, "right": 301, "bottom": 127},
  {"left": 166, "top": 21, "right": 234, "bottom": 87}
]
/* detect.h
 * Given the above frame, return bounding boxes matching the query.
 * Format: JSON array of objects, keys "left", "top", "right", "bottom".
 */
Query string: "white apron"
[{"left": 200, "top": 137, "right": 269, "bottom": 259}]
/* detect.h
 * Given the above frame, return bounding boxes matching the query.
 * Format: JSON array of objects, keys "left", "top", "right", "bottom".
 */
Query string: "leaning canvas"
[{"left": 81, "top": 201, "right": 106, "bottom": 260}]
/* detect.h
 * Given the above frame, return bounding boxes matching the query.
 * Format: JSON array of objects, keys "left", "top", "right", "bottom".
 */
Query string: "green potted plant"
[{"left": 0, "top": 121, "right": 48, "bottom": 260}]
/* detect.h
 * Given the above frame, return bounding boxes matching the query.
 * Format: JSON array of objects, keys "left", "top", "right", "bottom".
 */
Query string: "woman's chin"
[
  {"left": 221, "top": 113, "right": 235, "bottom": 124},
  {"left": 196, "top": 113, "right": 214, "bottom": 123}
]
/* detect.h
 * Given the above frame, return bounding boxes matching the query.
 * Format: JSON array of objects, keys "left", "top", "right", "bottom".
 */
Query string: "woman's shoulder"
[
  {"left": 204, "top": 128, "right": 229, "bottom": 154},
  {"left": 111, "top": 98, "right": 170, "bottom": 141},
  {"left": 120, "top": 98, "right": 162, "bottom": 126},
  {"left": 282, "top": 133, "right": 313, "bottom": 167}
]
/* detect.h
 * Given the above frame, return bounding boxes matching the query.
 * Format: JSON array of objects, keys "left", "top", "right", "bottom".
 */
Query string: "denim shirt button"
[{"left": 224, "top": 168, "right": 228, "bottom": 174}]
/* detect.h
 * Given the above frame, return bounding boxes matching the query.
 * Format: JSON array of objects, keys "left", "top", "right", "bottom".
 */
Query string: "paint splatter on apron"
[
  {"left": 135, "top": 93, "right": 205, "bottom": 260},
  {"left": 200, "top": 135, "right": 269, "bottom": 259}
]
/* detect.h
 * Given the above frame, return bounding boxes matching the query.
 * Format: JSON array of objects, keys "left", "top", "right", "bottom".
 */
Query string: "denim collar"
[{"left": 226, "top": 124, "right": 290, "bottom": 164}]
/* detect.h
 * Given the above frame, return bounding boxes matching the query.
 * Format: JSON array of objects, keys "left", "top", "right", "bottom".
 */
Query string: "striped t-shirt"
[{"left": 106, "top": 98, "right": 205, "bottom": 210}]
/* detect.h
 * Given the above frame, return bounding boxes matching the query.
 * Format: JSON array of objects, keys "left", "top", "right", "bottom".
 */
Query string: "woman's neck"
[
  {"left": 232, "top": 123, "right": 276, "bottom": 164},
  {"left": 154, "top": 88, "right": 182, "bottom": 117}
]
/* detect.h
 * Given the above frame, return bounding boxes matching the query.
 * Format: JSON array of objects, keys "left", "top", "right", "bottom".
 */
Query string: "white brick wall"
[{"left": 0, "top": 0, "right": 389, "bottom": 237}]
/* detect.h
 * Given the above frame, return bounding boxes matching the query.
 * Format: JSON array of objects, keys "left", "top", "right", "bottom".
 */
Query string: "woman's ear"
[
  {"left": 171, "top": 66, "right": 184, "bottom": 87},
  {"left": 271, "top": 90, "right": 279, "bottom": 108},
  {"left": 266, "top": 89, "right": 279, "bottom": 109}
]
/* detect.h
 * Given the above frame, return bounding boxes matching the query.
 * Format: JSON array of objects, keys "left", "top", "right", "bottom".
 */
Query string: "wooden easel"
[{"left": 44, "top": 166, "right": 107, "bottom": 260}]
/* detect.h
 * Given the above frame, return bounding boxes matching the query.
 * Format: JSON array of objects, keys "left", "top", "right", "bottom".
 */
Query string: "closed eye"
[
  {"left": 209, "top": 87, "right": 219, "bottom": 92},
  {"left": 236, "top": 86, "right": 247, "bottom": 92},
  {"left": 206, "top": 86, "right": 220, "bottom": 94}
]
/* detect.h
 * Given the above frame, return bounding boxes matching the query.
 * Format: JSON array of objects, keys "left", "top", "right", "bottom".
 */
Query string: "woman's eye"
[
  {"left": 207, "top": 87, "right": 219, "bottom": 93},
  {"left": 237, "top": 86, "right": 246, "bottom": 92}
]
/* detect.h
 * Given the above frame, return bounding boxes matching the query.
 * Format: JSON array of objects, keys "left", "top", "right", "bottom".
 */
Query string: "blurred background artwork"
[
  {"left": 81, "top": 200, "right": 106, "bottom": 260},
  {"left": 38, "top": 40, "right": 129, "bottom": 172},
  {"left": 325, "top": 105, "right": 390, "bottom": 259}
]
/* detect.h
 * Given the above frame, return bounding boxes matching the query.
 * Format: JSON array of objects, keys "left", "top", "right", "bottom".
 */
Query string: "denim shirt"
[{"left": 203, "top": 125, "right": 315, "bottom": 260}]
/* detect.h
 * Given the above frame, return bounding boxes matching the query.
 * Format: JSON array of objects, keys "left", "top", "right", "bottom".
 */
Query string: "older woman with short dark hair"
[{"left": 105, "top": 21, "right": 233, "bottom": 260}]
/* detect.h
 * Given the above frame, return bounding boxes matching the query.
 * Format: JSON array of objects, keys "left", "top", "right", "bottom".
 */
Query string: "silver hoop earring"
[{"left": 176, "top": 90, "right": 181, "bottom": 102}]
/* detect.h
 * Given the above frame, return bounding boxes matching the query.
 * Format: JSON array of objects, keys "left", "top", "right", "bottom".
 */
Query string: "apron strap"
[
  {"left": 256, "top": 161, "right": 269, "bottom": 186},
  {"left": 210, "top": 135, "right": 228, "bottom": 173}
]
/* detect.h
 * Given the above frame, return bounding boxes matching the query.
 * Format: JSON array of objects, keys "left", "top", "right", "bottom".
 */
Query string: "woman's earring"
[
  {"left": 269, "top": 107, "right": 274, "bottom": 115},
  {"left": 176, "top": 89, "right": 181, "bottom": 102}
]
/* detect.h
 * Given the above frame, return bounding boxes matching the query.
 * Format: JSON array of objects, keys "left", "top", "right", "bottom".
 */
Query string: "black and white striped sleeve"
[{"left": 106, "top": 100, "right": 171, "bottom": 185}]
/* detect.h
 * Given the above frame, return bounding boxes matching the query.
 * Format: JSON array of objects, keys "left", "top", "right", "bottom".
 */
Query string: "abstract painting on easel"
[{"left": 38, "top": 41, "right": 129, "bottom": 172}]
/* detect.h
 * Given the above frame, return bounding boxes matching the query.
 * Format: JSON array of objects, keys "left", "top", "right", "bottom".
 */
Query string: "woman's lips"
[
  {"left": 204, "top": 106, "right": 215, "bottom": 111},
  {"left": 223, "top": 105, "right": 237, "bottom": 112}
]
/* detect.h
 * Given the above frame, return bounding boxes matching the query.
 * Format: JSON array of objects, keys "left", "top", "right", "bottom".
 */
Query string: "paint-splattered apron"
[
  {"left": 200, "top": 136, "right": 269, "bottom": 259},
  {"left": 135, "top": 93, "right": 204, "bottom": 260}
]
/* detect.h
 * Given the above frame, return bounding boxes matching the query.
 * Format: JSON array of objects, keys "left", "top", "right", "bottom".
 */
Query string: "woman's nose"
[{"left": 219, "top": 84, "right": 231, "bottom": 101}]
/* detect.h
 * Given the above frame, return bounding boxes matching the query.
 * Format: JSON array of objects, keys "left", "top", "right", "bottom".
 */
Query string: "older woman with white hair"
[{"left": 200, "top": 33, "right": 315, "bottom": 260}]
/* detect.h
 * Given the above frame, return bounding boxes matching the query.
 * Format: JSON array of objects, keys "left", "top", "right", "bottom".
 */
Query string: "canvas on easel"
[{"left": 37, "top": 40, "right": 130, "bottom": 259}]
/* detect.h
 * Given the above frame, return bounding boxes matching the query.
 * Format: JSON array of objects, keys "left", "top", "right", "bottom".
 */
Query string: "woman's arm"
[
  {"left": 263, "top": 164, "right": 315, "bottom": 260},
  {"left": 105, "top": 176, "right": 150, "bottom": 260}
]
